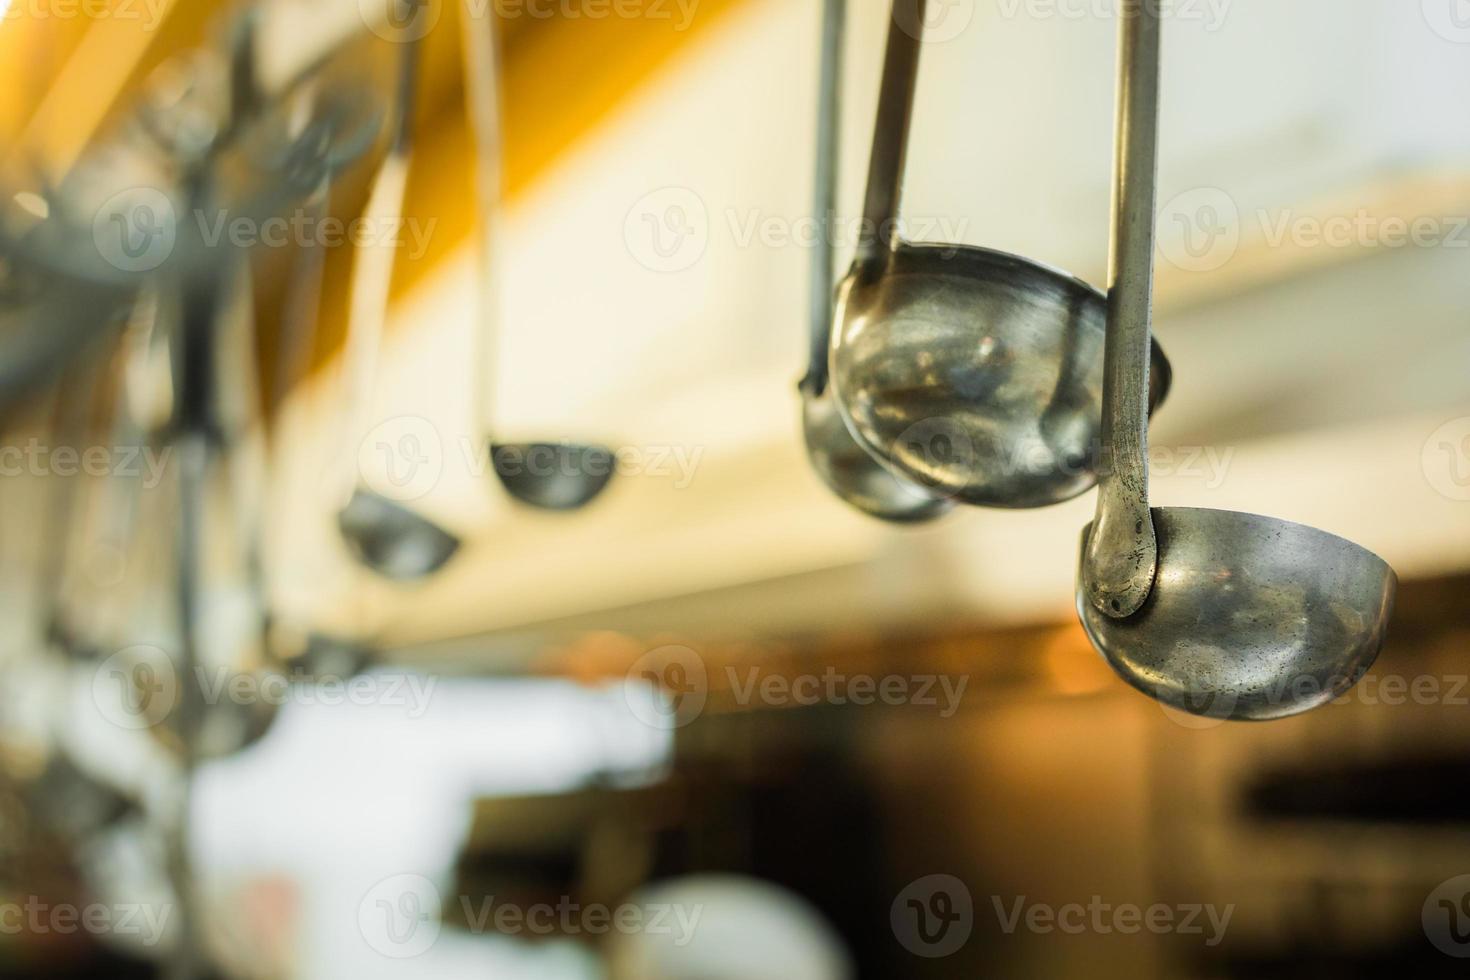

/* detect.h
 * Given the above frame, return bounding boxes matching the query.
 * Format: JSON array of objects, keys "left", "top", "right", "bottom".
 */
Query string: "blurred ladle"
[
  {"left": 30, "top": 750, "right": 142, "bottom": 847},
  {"left": 460, "top": 4, "right": 616, "bottom": 511},
  {"left": 799, "top": 0, "right": 951, "bottom": 523},
  {"left": 1076, "top": 7, "right": 1396, "bottom": 721},
  {"left": 830, "top": 0, "right": 1171, "bottom": 509},
  {"left": 334, "top": 35, "right": 460, "bottom": 579}
]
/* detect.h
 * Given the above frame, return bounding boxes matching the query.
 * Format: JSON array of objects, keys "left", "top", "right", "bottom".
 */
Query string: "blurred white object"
[{"left": 605, "top": 875, "right": 853, "bottom": 980}]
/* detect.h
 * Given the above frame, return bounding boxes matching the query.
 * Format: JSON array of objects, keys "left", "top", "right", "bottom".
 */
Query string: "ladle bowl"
[
  {"left": 150, "top": 693, "right": 282, "bottom": 762},
  {"left": 801, "top": 385, "right": 952, "bottom": 522},
  {"left": 337, "top": 488, "right": 461, "bottom": 581},
  {"left": 490, "top": 442, "right": 616, "bottom": 511},
  {"left": 33, "top": 754, "right": 139, "bottom": 844},
  {"left": 832, "top": 244, "right": 1172, "bottom": 509},
  {"left": 1077, "top": 507, "right": 1396, "bottom": 721}
]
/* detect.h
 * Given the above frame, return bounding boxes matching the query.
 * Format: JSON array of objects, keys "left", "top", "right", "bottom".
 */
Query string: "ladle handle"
[
  {"left": 805, "top": 0, "right": 846, "bottom": 393},
  {"left": 855, "top": 0, "right": 926, "bottom": 274},
  {"left": 460, "top": 0, "right": 504, "bottom": 442},
  {"left": 339, "top": 36, "right": 419, "bottom": 497},
  {"left": 1083, "top": 2, "right": 1162, "bottom": 619}
]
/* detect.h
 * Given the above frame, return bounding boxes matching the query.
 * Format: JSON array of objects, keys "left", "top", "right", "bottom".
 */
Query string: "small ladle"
[
  {"left": 460, "top": 3, "right": 616, "bottom": 512},
  {"left": 799, "top": 0, "right": 951, "bottom": 523},
  {"left": 830, "top": 0, "right": 1172, "bottom": 509},
  {"left": 334, "top": 34, "right": 461, "bottom": 578},
  {"left": 1077, "top": 7, "right": 1396, "bottom": 721}
]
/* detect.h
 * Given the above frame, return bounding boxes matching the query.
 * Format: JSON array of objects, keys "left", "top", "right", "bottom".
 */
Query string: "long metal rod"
[
  {"left": 338, "top": 37, "right": 419, "bottom": 499},
  {"left": 1083, "top": 3, "right": 1163, "bottom": 619},
  {"left": 460, "top": 0, "right": 505, "bottom": 441},
  {"left": 805, "top": 0, "right": 846, "bottom": 392},
  {"left": 855, "top": 0, "right": 926, "bottom": 272},
  {"left": 166, "top": 429, "right": 207, "bottom": 980}
]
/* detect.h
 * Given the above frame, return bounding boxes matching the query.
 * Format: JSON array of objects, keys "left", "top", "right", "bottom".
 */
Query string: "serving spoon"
[
  {"left": 800, "top": 0, "right": 951, "bottom": 523},
  {"left": 460, "top": 2, "right": 616, "bottom": 511},
  {"left": 334, "top": 34, "right": 461, "bottom": 579},
  {"left": 1076, "top": 6, "right": 1396, "bottom": 721},
  {"left": 830, "top": 0, "right": 1172, "bottom": 509}
]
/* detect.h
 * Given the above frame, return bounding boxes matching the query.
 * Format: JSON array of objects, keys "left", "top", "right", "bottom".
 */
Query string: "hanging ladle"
[
  {"left": 800, "top": 0, "right": 951, "bottom": 523},
  {"left": 335, "top": 34, "right": 461, "bottom": 579},
  {"left": 1076, "top": 7, "right": 1396, "bottom": 721},
  {"left": 830, "top": 0, "right": 1172, "bottom": 510},
  {"left": 460, "top": 2, "right": 616, "bottom": 511}
]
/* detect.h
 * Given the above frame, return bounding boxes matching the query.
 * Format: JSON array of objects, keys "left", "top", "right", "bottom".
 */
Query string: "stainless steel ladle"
[
  {"left": 800, "top": 0, "right": 951, "bottom": 523},
  {"left": 830, "top": 0, "right": 1172, "bottom": 509},
  {"left": 1077, "top": 7, "right": 1396, "bottom": 721},
  {"left": 334, "top": 34, "right": 461, "bottom": 579},
  {"left": 460, "top": 2, "right": 616, "bottom": 512}
]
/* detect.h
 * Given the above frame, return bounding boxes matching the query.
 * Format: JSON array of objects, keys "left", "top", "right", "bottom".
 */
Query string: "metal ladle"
[
  {"left": 830, "top": 0, "right": 1172, "bottom": 509},
  {"left": 1077, "top": 7, "right": 1396, "bottom": 721},
  {"left": 460, "top": 3, "right": 616, "bottom": 511},
  {"left": 334, "top": 34, "right": 461, "bottom": 578},
  {"left": 800, "top": 0, "right": 951, "bottom": 523}
]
